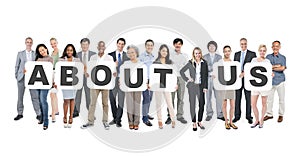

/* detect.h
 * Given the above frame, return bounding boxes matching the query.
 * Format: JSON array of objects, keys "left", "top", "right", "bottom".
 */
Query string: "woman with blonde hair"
[
  {"left": 49, "top": 38, "right": 61, "bottom": 122},
  {"left": 180, "top": 47, "right": 208, "bottom": 131},
  {"left": 250, "top": 44, "right": 272, "bottom": 128}
]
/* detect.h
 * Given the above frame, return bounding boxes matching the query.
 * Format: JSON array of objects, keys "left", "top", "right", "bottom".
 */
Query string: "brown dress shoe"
[
  {"left": 263, "top": 116, "right": 273, "bottom": 121},
  {"left": 277, "top": 116, "right": 283, "bottom": 123}
]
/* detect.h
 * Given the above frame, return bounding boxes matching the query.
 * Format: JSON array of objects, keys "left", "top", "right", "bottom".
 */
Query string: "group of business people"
[
  {"left": 14, "top": 37, "right": 286, "bottom": 131},
  {"left": 203, "top": 38, "right": 286, "bottom": 130}
]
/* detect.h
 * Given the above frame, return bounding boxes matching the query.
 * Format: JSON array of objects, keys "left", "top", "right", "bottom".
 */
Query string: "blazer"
[
  {"left": 15, "top": 50, "right": 36, "bottom": 81},
  {"left": 234, "top": 50, "right": 256, "bottom": 71},
  {"left": 77, "top": 50, "right": 97, "bottom": 62},
  {"left": 180, "top": 60, "right": 208, "bottom": 89},
  {"left": 108, "top": 51, "right": 129, "bottom": 62},
  {"left": 108, "top": 51, "right": 130, "bottom": 70},
  {"left": 203, "top": 53, "right": 222, "bottom": 73}
]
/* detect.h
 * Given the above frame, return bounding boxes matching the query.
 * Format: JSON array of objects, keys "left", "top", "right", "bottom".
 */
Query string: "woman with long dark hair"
[
  {"left": 35, "top": 44, "right": 53, "bottom": 130},
  {"left": 153, "top": 44, "right": 176, "bottom": 129}
]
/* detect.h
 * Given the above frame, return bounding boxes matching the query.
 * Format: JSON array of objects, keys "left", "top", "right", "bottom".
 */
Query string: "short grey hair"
[{"left": 127, "top": 44, "right": 139, "bottom": 57}]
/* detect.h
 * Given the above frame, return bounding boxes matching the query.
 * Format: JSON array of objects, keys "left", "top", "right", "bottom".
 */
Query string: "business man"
[
  {"left": 233, "top": 38, "right": 256, "bottom": 124},
  {"left": 108, "top": 38, "right": 129, "bottom": 127},
  {"left": 264, "top": 40, "right": 286, "bottom": 123},
  {"left": 203, "top": 41, "right": 223, "bottom": 121},
  {"left": 74, "top": 38, "right": 96, "bottom": 118},
  {"left": 167, "top": 38, "right": 188, "bottom": 124},
  {"left": 14, "top": 37, "right": 41, "bottom": 121}
]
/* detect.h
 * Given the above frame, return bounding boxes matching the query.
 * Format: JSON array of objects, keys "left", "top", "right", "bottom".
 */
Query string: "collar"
[
  {"left": 272, "top": 52, "right": 280, "bottom": 57},
  {"left": 174, "top": 50, "right": 182, "bottom": 55},
  {"left": 116, "top": 50, "right": 123, "bottom": 54},
  {"left": 145, "top": 51, "right": 153, "bottom": 56}
]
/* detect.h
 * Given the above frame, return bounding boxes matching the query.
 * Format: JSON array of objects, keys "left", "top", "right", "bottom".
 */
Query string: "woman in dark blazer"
[{"left": 180, "top": 47, "right": 208, "bottom": 131}]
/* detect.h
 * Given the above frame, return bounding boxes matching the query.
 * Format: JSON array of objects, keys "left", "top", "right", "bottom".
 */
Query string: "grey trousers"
[
  {"left": 169, "top": 77, "right": 185, "bottom": 119},
  {"left": 17, "top": 78, "right": 41, "bottom": 116},
  {"left": 126, "top": 92, "right": 141, "bottom": 125},
  {"left": 75, "top": 76, "right": 90, "bottom": 113},
  {"left": 206, "top": 76, "right": 223, "bottom": 118}
]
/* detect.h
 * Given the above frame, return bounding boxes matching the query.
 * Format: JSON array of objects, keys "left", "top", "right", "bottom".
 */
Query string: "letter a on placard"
[{"left": 25, "top": 61, "right": 53, "bottom": 89}]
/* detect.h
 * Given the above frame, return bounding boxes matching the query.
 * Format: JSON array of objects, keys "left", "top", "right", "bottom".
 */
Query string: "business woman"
[
  {"left": 153, "top": 44, "right": 176, "bottom": 129},
  {"left": 180, "top": 47, "right": 208, "bottom": 131},
  {"left": 59, "top": 44, "right": 80, "bottom": 128},
  {"left": 250, "top": 44, "right": 272, "bottom": 128},
  {"left": 35, "top": 44, "right": 53, "bottom": 130},
  {"left": 124, "top": 45, "right": 143, "bottom": 130},
  {"left": 219, "top": 45, "right": 238, "bottom": 130}
]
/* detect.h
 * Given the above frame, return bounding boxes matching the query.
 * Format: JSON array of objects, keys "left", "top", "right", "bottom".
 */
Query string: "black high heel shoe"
[
  {"left": 197, "top": 122, "right": 205, "bottom": 130},
  {"left": 193, "top": 123, "right": 197, "bottom": 131},
  {"left": 251, "top": 122, "right": 260, "bottom": 128},
  {"left": 43, "top": 126, "right": 48, "bottom": 130}
]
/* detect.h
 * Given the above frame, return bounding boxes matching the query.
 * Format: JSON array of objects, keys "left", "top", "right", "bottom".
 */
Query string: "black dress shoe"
[
  {"left": 38, "top": 120, "right": 43, "bottom": 124},
  {"left": 116, "top": 122, "right": 122, "bottom": 127},
  {"left": 177, "top": 117, "right": 187, "bottom": 124},
  {"left": 217, "top": 117, "right": 225, "bottom": 121},
  {"left": 109, "top": 120, "right": 116, "bottom": 125},
  {"left": 165, "top": 117, "right": 172, "bottom": 124},
  {"left": 144, "top": 121, "right": 153, "bottom": 126},
  {"left": 148, "top": 115, "right": 154, "bottom": 120},
  {"left": 14, "top": 115, "right": 23, "bottom": 121},
  {"left": 232, "top": 118, "right": 240, "bottom": 123},
  {"left": 246, "top": 118, "right": 253, "bottom": 124},
  {"left": 36, "top": 115, "right": 41, "bottom": 120},
  {"left": 73, "top": 113, "right": 79, "bottom": 118},
  {"left": 205, "top": 116, "right": 212, "bottom": 121}
]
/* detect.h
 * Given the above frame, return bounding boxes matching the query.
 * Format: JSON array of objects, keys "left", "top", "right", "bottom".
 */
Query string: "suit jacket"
[
  {"left": 180, "top": 60, "right": 208, "bottom": 89},
  {"left": 108, "top": 51, "right": 130, "bottom": 71},
  {"left": 77, "top": 50, "right": 97, "bottom": 62},
  {"left": 203, "top": 53, "right": 222, "bottom": 73},
  {"left": 15, "top": 50, "right": 36, "bottom": 81},
  {"left": 234, "top": 50, "right": 256, "bottom": 71}
]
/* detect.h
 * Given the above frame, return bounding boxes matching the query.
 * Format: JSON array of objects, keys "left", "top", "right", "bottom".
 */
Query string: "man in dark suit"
[
  {"left": 108, "top": 38, "right": 129, "bottom": 127},
  {"left": 74, "top": 38, "right": 96, "bottom": 117},
  {"left": 233, "top": 38, "right": 256, "bottom": 124}
]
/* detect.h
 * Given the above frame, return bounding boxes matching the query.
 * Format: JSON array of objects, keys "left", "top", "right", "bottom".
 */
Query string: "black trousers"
[
  {"left": 109, "top": 77, "right": 125, "bottom": 123},
  {"left": 235, "top": 79, "right": 252, "bottom": 119},
  {"left": 187, "top": 83, "right": 205, "bottom": 122}
]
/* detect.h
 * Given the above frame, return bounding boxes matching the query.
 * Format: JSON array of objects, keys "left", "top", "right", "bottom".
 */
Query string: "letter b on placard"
[
  {"left": 55, "top": 61, "right": 84, "bottom": 90},
  {"left": 244, "top": 62, "right": 272, "bottom": 91}
]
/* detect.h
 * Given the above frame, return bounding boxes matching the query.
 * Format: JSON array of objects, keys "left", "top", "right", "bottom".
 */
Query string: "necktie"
[
  {"left": 117, "top": 53, "right": 122, "bottom": 73},
  {"left": 118, "top": 53, "right": 121, "bottom": 63},
  {"left": 241, "top": 51, "right": 245, "bottom": 71},
  {"left": 83, "top": 52, "right": 87, "bottom": 65}
]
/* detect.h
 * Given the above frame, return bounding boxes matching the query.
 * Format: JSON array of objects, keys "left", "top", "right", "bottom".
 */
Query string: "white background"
[{"left": 1, "top": 0, "right": 299, "bottom": 155}]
